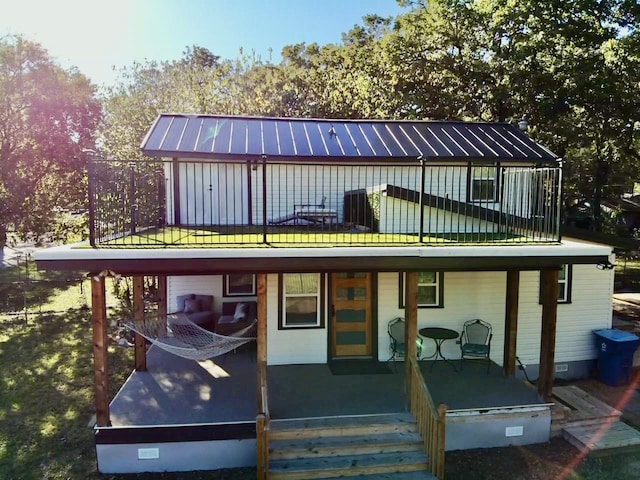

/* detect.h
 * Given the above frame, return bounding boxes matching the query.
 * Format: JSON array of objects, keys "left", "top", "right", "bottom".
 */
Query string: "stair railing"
[
  {"left": 257, "top": 360, "right": 270, "bottom": 480},
  {"left": 408, "top": 355, "right": 447, "bottom": 479}
]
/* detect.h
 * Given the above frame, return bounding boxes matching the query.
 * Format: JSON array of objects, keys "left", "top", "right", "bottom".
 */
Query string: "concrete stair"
[{"left": 268, "top": 413, "right": 436, "bottom": 479}]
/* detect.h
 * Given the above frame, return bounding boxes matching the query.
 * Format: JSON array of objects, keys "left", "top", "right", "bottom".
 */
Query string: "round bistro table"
[{"left": 419, "top": 327, "right": 459, "bottom": 370}]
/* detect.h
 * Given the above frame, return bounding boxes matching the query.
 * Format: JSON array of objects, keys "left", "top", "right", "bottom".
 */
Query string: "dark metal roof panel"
[{"left": 141, "top": 114, "right": 559, "bottom": 163}]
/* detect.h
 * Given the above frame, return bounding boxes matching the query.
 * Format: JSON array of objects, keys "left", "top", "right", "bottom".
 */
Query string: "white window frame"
[
  {"left": 539, "top": 264, "right": 572, "bottom": 304},
  {"left": 399, "top": 272, "right": 444, "bottom": 308},
  {"left": 470, "top": 165, "right": 498, "bottom": 202},
  {"left": 280, "top": 273, "right": 323, "bottom": 329},
  {"left": 223, "top": 274, "right": 256, "bottom": 297}
]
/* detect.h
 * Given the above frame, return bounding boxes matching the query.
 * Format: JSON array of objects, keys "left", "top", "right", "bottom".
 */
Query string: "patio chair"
[
  {"left": 387, "top": 317, "right": 423, "bottom": 372},
  {"left": 458, "top": 319, "right": 493, "bottom": 373}
]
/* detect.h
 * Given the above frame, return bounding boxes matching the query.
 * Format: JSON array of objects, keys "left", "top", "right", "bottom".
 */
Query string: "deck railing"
[
  {"left": 89, "top": 157, "right": 562, "bottom": 247},
  {"left": 408, "top": 356, "right": 447, "bottom": 479},
  {"left": 256, "top": 360, "right": 270, "bottom": 480}
]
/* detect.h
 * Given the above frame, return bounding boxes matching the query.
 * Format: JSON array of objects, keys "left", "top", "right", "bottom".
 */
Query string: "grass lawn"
[
  {"left": 615, "top": 256, "right": 640, "bottom": 291},
  {"left": 94, "top": 226, "right": 533, "bottom": 248},
  {"left": 2, "top": 260, "right": 640, "bottom": 479}
]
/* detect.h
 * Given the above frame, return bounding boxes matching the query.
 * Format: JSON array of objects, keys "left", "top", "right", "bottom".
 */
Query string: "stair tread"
[
  {"left": 271, "top": 413, "right": 415, "bottom": 431},
  {"left": 313, "top": 472, "right": 437, "bottom": 480},
  {"left": 270, "top": 450, "right": 429, "bottom": 473},
  {"left": 270, "top": 431, "right": 424, "bottom": 451}
]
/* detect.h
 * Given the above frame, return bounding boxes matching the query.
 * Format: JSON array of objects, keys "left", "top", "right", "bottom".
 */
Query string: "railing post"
[
  {"left": 262, "top": 155, "right": 268, "bottom": 244},
  {"left": 130, "top": 163, "right": 137, "bottom": 235},
  {"left": 419, "top": 158, "right": 426, "bottom": 243},
  {"left": 87, "top": 153, "right": 96, "bottom": 247}
]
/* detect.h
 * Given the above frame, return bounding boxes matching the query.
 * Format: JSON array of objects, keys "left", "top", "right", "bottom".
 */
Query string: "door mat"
[{"left": 329, "top": 360, "right": 392, "bottom": 375}]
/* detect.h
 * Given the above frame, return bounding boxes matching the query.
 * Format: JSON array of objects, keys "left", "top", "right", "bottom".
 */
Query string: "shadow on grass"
[
  {"left": 0, "top": 309, "right": 131, "bottom": 479},
  {"left": 0, "top": 262, "right": 86, "bottom": 313}
]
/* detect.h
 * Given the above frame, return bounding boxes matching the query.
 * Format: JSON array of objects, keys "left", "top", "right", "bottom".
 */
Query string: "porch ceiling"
[{"left": 35, "top": 240, "right": 610, "bottom": 274}]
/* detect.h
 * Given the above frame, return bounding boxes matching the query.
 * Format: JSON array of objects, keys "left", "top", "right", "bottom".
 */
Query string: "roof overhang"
[{"left": 35, "top": 241, "right": 611, "bottom": 275}]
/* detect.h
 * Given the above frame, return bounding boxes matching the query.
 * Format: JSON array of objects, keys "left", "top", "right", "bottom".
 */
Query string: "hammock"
[{"left": 124, "top": 312, "right": 256, "bottom": 361}]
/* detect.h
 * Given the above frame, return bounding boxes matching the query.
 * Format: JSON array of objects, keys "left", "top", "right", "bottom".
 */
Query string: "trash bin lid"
[{"left": 593, "top": 328, "right": 640, "bottom": 342}]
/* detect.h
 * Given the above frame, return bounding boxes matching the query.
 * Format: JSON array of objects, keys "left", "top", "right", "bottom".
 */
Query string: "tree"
[{"left": 0, "top": 35, "right": 102, "bottom": 246}]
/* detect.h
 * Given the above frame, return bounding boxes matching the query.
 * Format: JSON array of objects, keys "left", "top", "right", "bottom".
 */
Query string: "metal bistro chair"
[
  {"left": 458, "top": 319, "right": 493, "bottom": 373},
  {"left": 387, "top": 317, "right": 423, "bottom": 372}
]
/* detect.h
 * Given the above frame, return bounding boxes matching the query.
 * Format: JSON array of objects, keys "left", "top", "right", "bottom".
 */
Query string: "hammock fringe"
[{"left": 124, "top": 312, "right": 256, "bottom": 361}]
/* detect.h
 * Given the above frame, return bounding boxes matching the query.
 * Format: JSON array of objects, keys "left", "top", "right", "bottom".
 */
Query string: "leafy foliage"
[{"left": 0, "top": 35, "right": 102, "bottom": 245}]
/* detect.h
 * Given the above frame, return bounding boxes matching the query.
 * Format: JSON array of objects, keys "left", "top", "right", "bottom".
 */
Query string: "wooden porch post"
[
  {"left": 404, "top": 271, "right": 419, "bottom": 408},
  {"left": 133, "top": 276, "right": 146, "bottom": 371},
  {"left": 257, "top": 274, "right": 267, "bottom": 366},
  {"left": 91, "top": 274, "right": 110, "bottom": 426},
  {"left": 503, "top": 270, "right": 520, "bottom": 376},
  {"left": 157, "top": 275, "right": 167, "bottom": 319},
  {"left": 538, "top": 267, "right": 559, "bottom": 401}
]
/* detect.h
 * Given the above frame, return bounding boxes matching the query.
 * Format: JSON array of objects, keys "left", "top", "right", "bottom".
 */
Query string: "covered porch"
[{"left": 108, "top": 344, "right": 542, "bottom": 427}]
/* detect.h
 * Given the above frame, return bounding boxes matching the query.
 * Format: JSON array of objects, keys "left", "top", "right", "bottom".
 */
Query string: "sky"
[{"left": 0, "top": 0, "right": 407, "bottom": 88}]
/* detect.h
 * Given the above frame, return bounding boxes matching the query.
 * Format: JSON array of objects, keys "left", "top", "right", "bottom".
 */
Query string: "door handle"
[{"left": 331, "top": 304, "right": 336, "bottom": 316}]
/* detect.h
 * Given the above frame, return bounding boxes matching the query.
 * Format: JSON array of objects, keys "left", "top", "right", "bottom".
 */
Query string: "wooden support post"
[
  {"left": 157, "top": 275, "right": 167, "bottom": 335},
  {"left": 257, "top": 274, "right": 267, "bottom": 367},
  {"left": 404, "top": 272, "right": 419, "bottom": 409},
  {"left": 133, "top": 276, "right": 146, "bottom": 371},
  {"left": 91, "top": 274, "right": 110, "bottom": 426},
  {"left": 503, "top": 270, "right": 520, "bottom": 376},
  {"left": 538, "top": 267, "right": 559, "bottom": 401}
]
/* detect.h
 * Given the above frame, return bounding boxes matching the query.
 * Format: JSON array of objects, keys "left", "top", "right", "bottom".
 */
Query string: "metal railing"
[
  {"left": 89, "top": 158, "right": 561, "bottom": 247},
  {"left": 408, "top": 355, "right": 447, "bottom": 479}
]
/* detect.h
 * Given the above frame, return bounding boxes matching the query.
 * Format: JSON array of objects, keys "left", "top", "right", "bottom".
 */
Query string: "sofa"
[
  {"left": 175, "top": 294, "right": 216, "bottom": 329},
  {"left": 216, "top": 301, "right": 257, "bottom": 336}
]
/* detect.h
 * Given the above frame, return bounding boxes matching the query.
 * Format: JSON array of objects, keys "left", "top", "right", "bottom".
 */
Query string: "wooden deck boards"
[{"left": 552, "top": 385, "right": 640, "bottom": 453}]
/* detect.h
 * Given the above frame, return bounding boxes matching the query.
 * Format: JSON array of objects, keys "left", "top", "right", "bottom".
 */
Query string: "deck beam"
[
  {"left": 538, "top": 267, "right": 559, "bottom": 401},
  {"left": 91, "top": 274, "right": 111, "bottom": 426},
  {"left": 503, "top": 270, "right": 520, "bottom": 376}
]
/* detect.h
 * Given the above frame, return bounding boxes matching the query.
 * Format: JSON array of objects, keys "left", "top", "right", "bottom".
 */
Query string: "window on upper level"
[{"left": 470, "top": 165, "right": 498, "bottom": 202}]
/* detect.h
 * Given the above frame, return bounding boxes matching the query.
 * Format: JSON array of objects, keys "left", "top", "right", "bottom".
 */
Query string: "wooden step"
[
  {"left": 270, "top": 413, "right": 417, "bottom": 440},
  {"left": 269, "top": 451, "right": 429, "bottom": 480},
  {"left": 563, "top": 421, "right": 640, "bottom": 454},
  {"left": 552, "top": 385, "right": 622, "bottom": 428},
  {"left": 270, "top": 432, "right": 424, "bottom": 460},
  {"left": 313, "top": 472, "right": 437, "bottom": 480}
]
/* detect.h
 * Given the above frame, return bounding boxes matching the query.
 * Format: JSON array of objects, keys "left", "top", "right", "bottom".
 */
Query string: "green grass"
[
  {"left": 90, "top": 226, "right": 535, "bottom": 248},
  {"left": 616, "top": 257, "right": 640, "bottom": 291}
]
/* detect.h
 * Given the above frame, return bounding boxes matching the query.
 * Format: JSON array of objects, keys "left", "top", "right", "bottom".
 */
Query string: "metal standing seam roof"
[{"left": 140, "top": 114, "right": 559, "bottom": 163}]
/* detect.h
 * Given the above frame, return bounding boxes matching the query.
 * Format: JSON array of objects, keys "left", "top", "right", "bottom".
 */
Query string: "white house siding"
[
  {"left": 376, "top": 265, "right": 613, "bottom": 374},
  {"left": 376, "top": 271, "right": 507, "bottom": 363},
  {"left": 177, "top": 162, "right": 248, "bottom": 225},
  {"left": 250, "top": 164, "right": 466, "bottom": 225},
  {"left": 266, "top": 273, "right": 328, "bottom": 365},
  {"left": 515, "top": 265, "right": 614, "bottom": 367},
  {"left": 378, "top": 196, "right": 496, "bottom": 235}
]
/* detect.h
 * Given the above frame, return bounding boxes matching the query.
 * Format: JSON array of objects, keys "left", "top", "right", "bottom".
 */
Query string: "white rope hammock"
[{"left": 124, "top": 313, "right": 256, "bottom": 361}]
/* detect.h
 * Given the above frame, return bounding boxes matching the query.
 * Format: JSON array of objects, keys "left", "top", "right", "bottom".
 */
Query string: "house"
[{"left": 35, "top": 115, "right": 614, "bottom": 479}]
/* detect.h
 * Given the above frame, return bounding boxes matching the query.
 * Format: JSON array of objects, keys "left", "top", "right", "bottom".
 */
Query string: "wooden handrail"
[
  {"left": 408, "top": 356, "right": 447, "bottom": 479},
  {"left": 256, "top": 360, "right": 270, "bottom": 480}
]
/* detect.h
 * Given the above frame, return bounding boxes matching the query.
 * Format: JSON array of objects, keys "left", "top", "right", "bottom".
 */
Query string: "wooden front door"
[{"left": 331, "top": 272, "right": 373, "bottom": 358}]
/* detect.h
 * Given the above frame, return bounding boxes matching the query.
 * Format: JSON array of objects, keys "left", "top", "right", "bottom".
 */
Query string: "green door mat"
[{"left": 329, "top": 360, "right": 392, "bottom": 375}]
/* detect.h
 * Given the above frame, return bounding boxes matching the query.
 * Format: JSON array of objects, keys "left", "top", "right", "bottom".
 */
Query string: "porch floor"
[{"left": 109, "top": 345, "right": 541, "bottom": 427}]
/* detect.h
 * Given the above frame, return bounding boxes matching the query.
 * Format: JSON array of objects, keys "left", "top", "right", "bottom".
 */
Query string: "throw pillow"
[
  {"left": 233, "top": 302, "right": 248, "bottom": 321},
  {"left": 184, "top": 298, "right": 200, "bottom": 314}
]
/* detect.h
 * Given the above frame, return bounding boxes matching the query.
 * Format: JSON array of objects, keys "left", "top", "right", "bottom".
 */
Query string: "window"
[
  {"left": 224, "top": 274, "right": 256, "bottom": 297},
  {"left": 279, "top": 273, "right": 324, "bottom": 329},
  {"left": 470, "top": 165, "right": 498, "bottom": 202},
  {"left": 398, "top": 272, "right": 444, "bottom": 308},
  {"left": 539, "top": 265, "right": 572, "bottom": 304}
]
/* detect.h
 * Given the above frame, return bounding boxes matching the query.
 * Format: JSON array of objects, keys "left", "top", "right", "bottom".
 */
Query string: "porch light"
[{"left": 596, "top": 260, "right": 616, "bottom": 270}]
